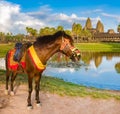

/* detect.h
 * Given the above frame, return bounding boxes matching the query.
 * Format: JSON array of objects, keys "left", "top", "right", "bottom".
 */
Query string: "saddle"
[
  {"left": 13, "top": 42, "right": 23, "bottom": 62},
  {"left": 8, "top": 42, "right": 32, "bottom": 71}
]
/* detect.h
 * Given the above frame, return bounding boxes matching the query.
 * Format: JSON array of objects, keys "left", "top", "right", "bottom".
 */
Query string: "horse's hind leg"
[
  {"left": 10, "top": 72, "right": 17, "bottom": 95},
  {"left": 5, "top": 70, "right": 11, "bottom": 95}
]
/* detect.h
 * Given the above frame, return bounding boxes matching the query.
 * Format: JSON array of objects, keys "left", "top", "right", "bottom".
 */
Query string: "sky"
[{"left": 0, "top": 0, "right": 120, "bottom": 34}]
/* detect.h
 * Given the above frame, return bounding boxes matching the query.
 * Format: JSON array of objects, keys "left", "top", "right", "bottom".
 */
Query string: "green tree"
[
  {"left": 72, "top": 23, "right": 82, "bottom": 43},
  {"left": 65, "top": 30, "right": 71, "bottom": 36},
  {"left": 39, "top": 27, "right": 55, "bottom": 36},
  {"left": 39, "top": 28, "right": 45, "bottom": 36},
  {"left": 56, "top": 25, "right": 64, "bottom": 31},
  {"left": 26, "top": 27, "right": 38, "bottom": 37},
  {"left": 72, "top": 23, "right": 76, "bottom": 36},
  {"left": 5, "top": 32, "right": 13, "bottom": 42},
  {"left": 117, "top": 24, "right": 120, "bottom": 33},
  {"left": 15, "top": 34, "right": 24, "bottom": 42},
  {"left": 0, "top": 32, "right": 5, "bottom": 42},
  {"left": 79, "top": 29, "right": 92, "bottom": 42},
  {"left": 49, "top": 27, "right": 56, "bottom": 34},
  {"left": 26, "top": 27, "right": 32, "bottom": 35}
]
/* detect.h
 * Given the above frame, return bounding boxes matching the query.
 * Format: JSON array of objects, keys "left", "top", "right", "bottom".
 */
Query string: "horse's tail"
[{"left": 5, "top": 50, "right": 10, "bottom": 71}]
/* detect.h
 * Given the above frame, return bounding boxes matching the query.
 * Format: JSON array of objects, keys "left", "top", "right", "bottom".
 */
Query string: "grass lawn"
[
  {"left": 75, "top": 43, "right": 120, "bottom": 52},
  {"left": 1, "top": 43, "right": 120, "bottom": 58},
  {"left": 0, "top": 43, "right": 14, "bottom": 57}
]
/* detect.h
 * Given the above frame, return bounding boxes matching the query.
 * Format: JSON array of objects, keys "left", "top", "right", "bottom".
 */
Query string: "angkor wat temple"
[
  {"left": 92, "top": 29, "right": 120, "bottom": 42},
  {"left": 84, "top": 18, "right": 120, "bottom": 42}
]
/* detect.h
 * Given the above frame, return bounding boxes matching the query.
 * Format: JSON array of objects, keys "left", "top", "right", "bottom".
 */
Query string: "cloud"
[
  {"left": 58, "top": 68, "right": 75, "bottom": 73},
  {"left": 100, "top": 12, "right": 120, "bottom": 31},
  {"left": 0, "top": 1, "right": 20, "bottom": 33},
  {"left": 81, "top": 9, "right": 103, "bottom": 15},
  {"left": 0, "top": 1, "right": 46, "bottom": 34},
  {"left": 0, "top": 1, "right": 103, "bottom": 34},
  {"left": 101, "top": 12, "right": 120, "bottom": 21}
]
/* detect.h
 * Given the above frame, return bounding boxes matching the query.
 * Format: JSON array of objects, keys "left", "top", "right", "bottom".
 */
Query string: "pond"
[
  {"left": 43, "top": 52, "right": 120, "bottom": 90},
  {"left": 1, "top": 52, "right": 120, "bottom": 90}
]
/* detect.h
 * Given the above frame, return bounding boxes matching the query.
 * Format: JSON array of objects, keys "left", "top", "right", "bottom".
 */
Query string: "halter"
[
  {"left": 60, "top": 37, "right": 80, "bottom": 57},
  {"left": 60, "top": 37, "right": 71, "bottom": 51}
]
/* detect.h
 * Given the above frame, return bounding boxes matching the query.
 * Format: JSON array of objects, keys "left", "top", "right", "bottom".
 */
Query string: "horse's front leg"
[
  {"left": 35, "top": 74, "right": 41, "bottom": 106},
  {"left": 27, "top": 75, "right": 33, "bottom": 109}
]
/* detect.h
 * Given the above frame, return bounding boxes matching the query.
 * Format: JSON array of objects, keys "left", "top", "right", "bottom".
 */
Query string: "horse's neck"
[{"left": 34, "top": 42, "right": 60, "bottom": 65}]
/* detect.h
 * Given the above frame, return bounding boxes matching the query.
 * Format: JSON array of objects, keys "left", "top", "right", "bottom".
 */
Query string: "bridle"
[{"left": 60, "top": 37, "right": 80, "bottom": 58}]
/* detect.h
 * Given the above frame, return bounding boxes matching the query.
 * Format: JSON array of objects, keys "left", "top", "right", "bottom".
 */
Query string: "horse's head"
[{"left": 59, "top": 32, "right": 81, "bottom": 62}]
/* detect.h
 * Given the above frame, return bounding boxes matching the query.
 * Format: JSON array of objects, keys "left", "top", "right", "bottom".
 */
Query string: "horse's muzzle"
[{"left": 70, "top": 49, "right": 81, "bottom": 62}]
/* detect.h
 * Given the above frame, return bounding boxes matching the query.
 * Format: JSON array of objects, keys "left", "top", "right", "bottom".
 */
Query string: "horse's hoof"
[
  {"left": 36, "top": 103, "right": 41, "bottom": 107},
  {"left": 27, "top": 105, "right": 33, "bottom": 110},
  {"left": 10, "top": 91, "right": 15, "bottom": 96},
  {"left": 5, "top": 90, "right": 9, "bottom": 95}
]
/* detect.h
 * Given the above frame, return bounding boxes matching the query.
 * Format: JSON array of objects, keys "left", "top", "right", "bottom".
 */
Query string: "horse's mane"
[{"left": 35, "top": 31, "right": 73, "bottom": 45}]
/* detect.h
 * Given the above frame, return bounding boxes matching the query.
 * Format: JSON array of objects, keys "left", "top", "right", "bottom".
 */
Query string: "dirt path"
[{"left": 1, "top": 84, "right": 120, "bottom": 114}]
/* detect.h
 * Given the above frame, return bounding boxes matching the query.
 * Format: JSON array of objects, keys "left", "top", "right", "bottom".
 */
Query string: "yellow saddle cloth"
[{"left": 27, "top": 45, "right": 46, "bottom": 71}]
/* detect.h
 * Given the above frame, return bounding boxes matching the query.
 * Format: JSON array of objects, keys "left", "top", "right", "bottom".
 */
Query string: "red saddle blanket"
[
  {"left": 7, "top": 49, "right": 26, "bottom": 71},
  {"left": 7, "top": 46, "right": 46, "bottom": 71}
]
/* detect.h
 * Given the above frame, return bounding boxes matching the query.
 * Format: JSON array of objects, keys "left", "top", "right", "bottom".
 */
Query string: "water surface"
[
  {"left": 43, "top": 52, "right": 120, "bottom": 90},
  {"left": 1, "top": 52, "right": 120, "bottom": 90}
]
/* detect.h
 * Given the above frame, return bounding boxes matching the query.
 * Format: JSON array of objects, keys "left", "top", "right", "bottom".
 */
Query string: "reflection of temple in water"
[
  {"left": 81, "top": 52, "right": 120, "bottom": 68},
  {"left": 49, "top": 52, "right": 120, "bottom": 70},
  {"left": 115, "top": 62, "right": 120, "bottom": 73},
  {"left": 94, "top": 56, "right": 102, "bottom": 68}
]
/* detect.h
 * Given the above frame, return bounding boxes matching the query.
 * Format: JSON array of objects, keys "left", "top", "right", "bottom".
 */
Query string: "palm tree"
[
  {"left": 26, "top": 27, "right": 32, "bottom": 36},
  {"left": 65, "top": 30, "right": 71, "bottom": 35},
  {"left": 72, "top": 23, "right": 82, "bottom": 43},
  {"left": 5, "top": 32, "right": 13, "bottom": 42},
  {"left": 0, "top": 32, "right": 5, "bottom": 41},
  {"left": 26, "top": 27, "right": 38, "bottom": 37},
  {"left": 117, "top": 24, "right": 120, "bottom": 33},
  {"left": 56, "top": 26, "right": 64, "bottom": 31},
  {"left": 80, "top": 29, "right": 92, "bottom": 41},
  {"left": 39, "top": 27, "right": 56, "bottom": 36},
  {"left": 49, "top": 27, "right": 56, "bottom": 34}
]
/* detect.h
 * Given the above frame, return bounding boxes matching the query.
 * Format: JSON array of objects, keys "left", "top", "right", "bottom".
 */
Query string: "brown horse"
[{"left": 5, "top": 31, "right": 80, "bottom": 109}]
